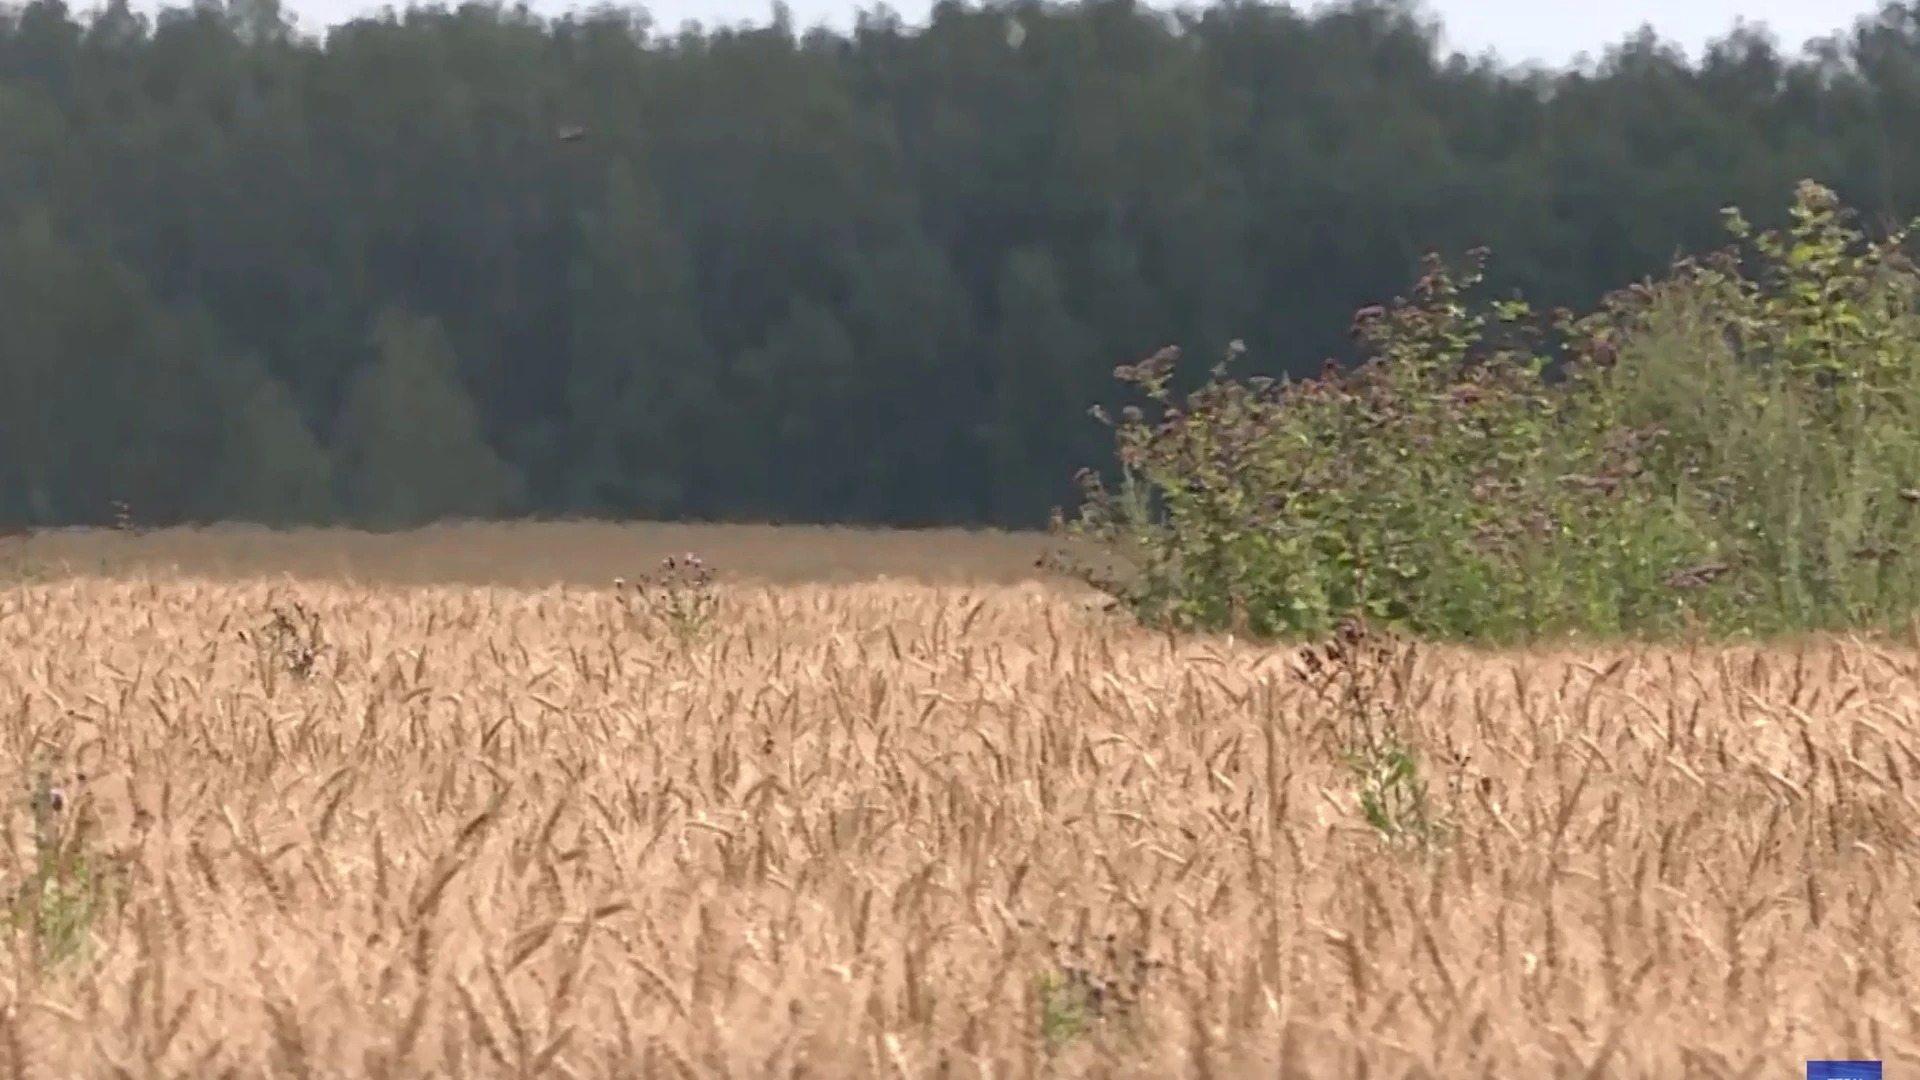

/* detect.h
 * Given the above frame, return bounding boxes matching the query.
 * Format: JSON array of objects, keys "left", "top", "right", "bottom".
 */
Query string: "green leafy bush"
[{"left": 1058, "top": 180, "right": 1920, "bottom": 643}]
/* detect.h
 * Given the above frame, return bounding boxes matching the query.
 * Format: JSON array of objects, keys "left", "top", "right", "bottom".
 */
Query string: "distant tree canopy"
[{"left": 2, "top": 0, "right": 1919, "bottom": 529}]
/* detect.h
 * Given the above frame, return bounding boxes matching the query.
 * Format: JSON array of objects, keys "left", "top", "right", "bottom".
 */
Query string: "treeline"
[{"left": 4, "top": 0, "right": 1920, "bottom": 530}]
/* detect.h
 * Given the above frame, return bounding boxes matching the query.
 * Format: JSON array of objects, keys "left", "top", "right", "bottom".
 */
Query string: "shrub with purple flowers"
[{"left": 1055, "top": 180, "right": 1920, "bottom": 643}]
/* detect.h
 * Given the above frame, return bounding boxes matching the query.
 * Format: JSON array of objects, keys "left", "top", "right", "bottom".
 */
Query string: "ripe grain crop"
[
  {"left": 0, "top": 521, "right": 1064, "bottom": 587},
  {"left": 0, "top": 572, "right": 1915, "bottom": 1077}
]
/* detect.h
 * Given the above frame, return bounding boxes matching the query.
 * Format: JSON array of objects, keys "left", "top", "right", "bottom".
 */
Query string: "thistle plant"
[{"left": 616, "top": 553, "right": 721, "bottom": 646}]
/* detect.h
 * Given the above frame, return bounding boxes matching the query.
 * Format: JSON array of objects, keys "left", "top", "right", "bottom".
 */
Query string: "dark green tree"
[
  {"left": 330, "top": 309, "right": 523, "bottom": 528},
  {"left": 562, "top": 157, "right": 717, "bottom": 518},
  {"left": 983, "top": 248, "right": 1099, "bottom": 525}
]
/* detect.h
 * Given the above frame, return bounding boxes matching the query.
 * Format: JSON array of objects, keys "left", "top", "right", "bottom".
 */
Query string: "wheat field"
[
  {"left": 0, "top": 522, "right": 1062, "bottom": 587},
  {"left": 0, "top": 527, "right": 1915, "bottom": 1077}
]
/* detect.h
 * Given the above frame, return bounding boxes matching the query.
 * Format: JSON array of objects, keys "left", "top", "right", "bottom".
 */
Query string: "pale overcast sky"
[
  {"left": 1424, "top": 0, "right": 1883, "bottom": 67},
  {"left": 250, "top": 0, "right": 1881, "bottom": 68}
]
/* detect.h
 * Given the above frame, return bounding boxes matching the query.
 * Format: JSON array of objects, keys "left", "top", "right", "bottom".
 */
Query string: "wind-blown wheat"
[{"left": 0, "top": 576, "right": 1910, "bottom": 1077}]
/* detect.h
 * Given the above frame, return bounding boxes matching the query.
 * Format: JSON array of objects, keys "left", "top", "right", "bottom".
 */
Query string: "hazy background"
[
  {"left": 11, "top": 0, "right": 1919, "bottom": 533},
  {"left": 245, "top": 0, "right": 1885, "bottom": 67}
]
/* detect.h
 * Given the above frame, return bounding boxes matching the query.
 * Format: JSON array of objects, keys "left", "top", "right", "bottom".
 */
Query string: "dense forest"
[{"left": 2, "top": 0, "right": 1919, "bottom": 529}]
